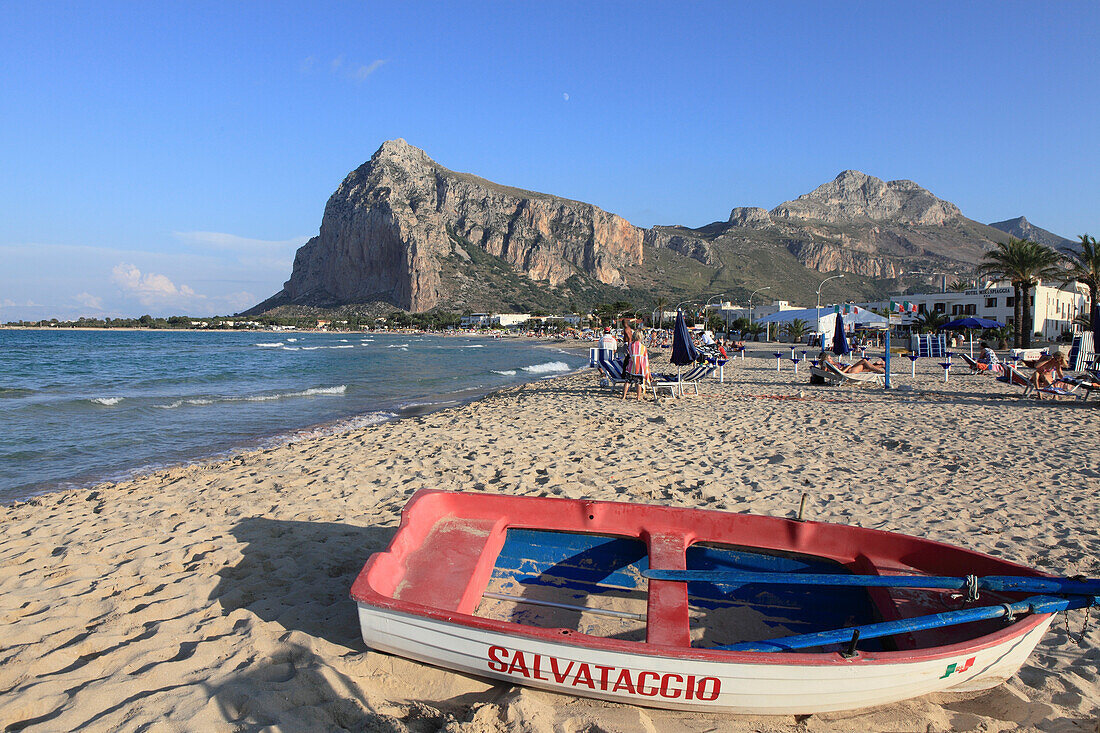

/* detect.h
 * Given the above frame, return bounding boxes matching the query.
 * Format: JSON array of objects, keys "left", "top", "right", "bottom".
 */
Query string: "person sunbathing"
[
  {"left": 1029, "top": 351, "right": 1068, "bottom": 390},
  {"left": 818, "top": 351, "right": 886, "bottom": 375}
]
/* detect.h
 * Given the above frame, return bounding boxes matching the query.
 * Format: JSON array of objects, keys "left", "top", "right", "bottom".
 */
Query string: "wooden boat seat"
[
  {"left": 394, "top": 516, "right": 503, "bottom": 614},
  {"left": 644, "top": 531, "right": 691, "bottom": 647}
]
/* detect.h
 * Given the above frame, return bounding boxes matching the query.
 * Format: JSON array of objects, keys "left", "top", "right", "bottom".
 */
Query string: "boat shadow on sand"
[{"left": 207, "top": 518, "right": 424, "bottom": 731}]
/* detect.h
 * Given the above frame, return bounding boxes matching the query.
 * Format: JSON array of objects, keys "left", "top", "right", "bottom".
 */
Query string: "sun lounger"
[
  {"left": 959, "top": 353, "right": 1004, "bottom": 376},
  {"left": 811, "top": 360, "right": 884, "bottom": 387},
  {"left": 1002, "top": 364, "right": 1077, "bottom": 400},
  {"left": 596, "top": 353, "right": 627, "bottom": 388},
  {"left": 651, "top": 363, "right": 717, "bottom": 397}
]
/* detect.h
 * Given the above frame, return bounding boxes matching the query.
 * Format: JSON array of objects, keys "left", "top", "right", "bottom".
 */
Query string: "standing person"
[
  {"left": 621, "top": 317, "right": 637, "bottom": 373},
  {"left": 621, "top": 331, "right": 651, "bottom": 401}
]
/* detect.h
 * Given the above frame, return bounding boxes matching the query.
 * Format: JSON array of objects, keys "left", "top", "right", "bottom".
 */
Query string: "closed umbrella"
[
  {"left": 832, "top": 311, "right": 851, "bottom": 356},
  {"left": 671, "top": 310, "right": 700, "bottom": 366},
  {"left": 1092, "top": 304, "right": 1100, "bottom": 354}
]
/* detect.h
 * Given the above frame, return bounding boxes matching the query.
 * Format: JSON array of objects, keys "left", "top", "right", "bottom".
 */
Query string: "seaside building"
[
  {"left": 855, "top": 280, "right": 1089, "bottom": 340},
  {"left": 459, "top": 313, "right": 532, "bottom": 328}
]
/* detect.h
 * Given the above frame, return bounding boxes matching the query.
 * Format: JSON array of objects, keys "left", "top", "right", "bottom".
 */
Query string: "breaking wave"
[
  {"left": 89, "top": 397, "right": 124, "bottom": 406},
  {"left": 520, "top": 361, "right": 570, "bottom": 374}
]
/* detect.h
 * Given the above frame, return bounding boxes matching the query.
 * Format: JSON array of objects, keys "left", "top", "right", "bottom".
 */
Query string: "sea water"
[{"left": 0, "top": 329, "right": 586, "bottom": 503}]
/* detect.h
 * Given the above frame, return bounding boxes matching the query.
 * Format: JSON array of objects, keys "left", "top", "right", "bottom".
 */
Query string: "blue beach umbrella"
[
  {"left": 670, "top": 310, "right": 700, "bottom": 367},
  {"left": 939, "top": 317, "right": 1005, "bottom": 357},
  {"left": 831, "top": 311, "right": 851, "bottom": 356},
  {"left": 939, "top": 317, "right": 1004, "bottom": 330}
]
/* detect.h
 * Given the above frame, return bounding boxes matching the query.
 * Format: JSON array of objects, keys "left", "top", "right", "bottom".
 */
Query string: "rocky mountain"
[
  {"left": 248, "top": 139, "right": 643, "bottom": 314},
  {"left": 248, "top": 144, "right": 1015, "bottom": 315},
  {"left": 769, "top": 170, "right": 961, "bottom": 226},
  {"left": 988, "top": 216, "right": 1074, "bottom": 249}
]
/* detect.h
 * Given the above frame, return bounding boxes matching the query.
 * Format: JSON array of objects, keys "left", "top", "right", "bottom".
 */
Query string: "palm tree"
[
  {"left": 915, "top": 309, "right": 949, "bottom": 333},
  {"left": 784, "top": 318, "right": 809, "bottom": 343},
  {"left": 653, "top": 297, "right": 669, "bottom": 329},
  {"left": 948, "top": 279, "right": 971, "bottom": 292},
  {"left": 1061, "top": 234, "right": 1099, "bottom": 324},
  {"left": 977, "top": 238, "right": 1061, "bottom": 348}
]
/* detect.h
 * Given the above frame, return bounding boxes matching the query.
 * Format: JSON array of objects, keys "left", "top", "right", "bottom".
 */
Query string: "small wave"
[
  {"left": 339, "top": 339, "right": 348, "bottom": 342},
  {"left": 300, "top": 346, "right": 323, "bottom": 351},
  {"left": 0, "top": 387, "right": 35, "bottom": 398},
  {"left": 286, "top": 338, "right": 298, "bottom": 342},
  {"left": 244, "top": 385, "right": 347, "bottom": 401},
  {"left": 281, "top": 346, "right": 300, "bottom": 351},
  {"left": 491, "top": 369, "right": 517, "bottom": 376},
  {"left": 156, "top": 385, "right": 346, "bottom": 409},
  {"left": 254, "top": 342, "right": 284, "bottom": 348},
  {"left": 463, "top": 344, "right": 484, "bottom": 348},
  {"left": 521, "top": 361, "right": 570, "bottom": 374},
  {"left": 89, "top": 397, "right": 124, "bottom": 406},
  {"left": 330, "top": 345, "right": 354, "bottom": 349},
  {"left": 387, "top": 344, "right": 409, "bottom": 349}
]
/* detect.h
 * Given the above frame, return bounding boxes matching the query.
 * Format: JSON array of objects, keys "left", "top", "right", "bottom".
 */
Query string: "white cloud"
[
  {"left": 352, "top": 60, "right": 386, "bottom": 81},
  {"left": 112, "top": 263, "right": 200, "bottom": 305},
  {"left": 1, "top": 299, "right": 14, "bottom": 307},
  {"left": 172, "top": 231, "right": 309, "bottom": 251},
  {"left": 74, "top": 292, "right": 103, "bottom": 310},
  {"left": 323, "top": 55, "right": 387, "bottom": 82},
  {"left": 563, "top": 92, "right": 570, "bottom": 101},
  {"left": 299, "top": 56, "right": 317, "bottom": 74}
]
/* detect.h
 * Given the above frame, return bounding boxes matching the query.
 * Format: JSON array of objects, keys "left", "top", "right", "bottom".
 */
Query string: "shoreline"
[
  {"left": 1, "top": 344, "right": 1096, "bottom": 731},
  {"left": 4, "top": 338, "right": 594, "bottom": 507}
]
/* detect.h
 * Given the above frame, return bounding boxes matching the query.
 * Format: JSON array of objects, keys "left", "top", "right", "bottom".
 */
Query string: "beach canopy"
[
  {"left": 670, "top": 310, "right": 700, "bottom": 366},
  {"left": 832, "top": 310, "right": 851, "bottom": 356},
  {"left": 939, "top": 317, "right": 1004, "bottom": 330},
  {"left": 755, "top": 306, "right": 887, "bottom": 334}
]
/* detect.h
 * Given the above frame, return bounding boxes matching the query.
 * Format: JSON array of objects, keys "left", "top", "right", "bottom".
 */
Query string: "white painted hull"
[{"left": 357, "top": 603, "right": 1054, "bottom": 714}]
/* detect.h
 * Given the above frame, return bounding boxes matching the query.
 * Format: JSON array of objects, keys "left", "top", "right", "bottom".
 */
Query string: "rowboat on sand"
[{"left": 350, "top": 490, "right": 1098, "bottom": 714}]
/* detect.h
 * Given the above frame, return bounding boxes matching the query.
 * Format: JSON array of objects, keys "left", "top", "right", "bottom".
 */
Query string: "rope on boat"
[{"left": 482, "top": 591, "right": 646, "bottom": 621}]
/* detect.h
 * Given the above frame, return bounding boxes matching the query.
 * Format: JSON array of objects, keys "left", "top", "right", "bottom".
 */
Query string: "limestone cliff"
[{"left": 252, "top": 139, "right": 643, "bottom": 313}]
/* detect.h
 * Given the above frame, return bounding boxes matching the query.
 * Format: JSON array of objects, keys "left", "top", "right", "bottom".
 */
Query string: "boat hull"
[{"left": 356, "top": 603, "right": 1053, "bottom": 714}]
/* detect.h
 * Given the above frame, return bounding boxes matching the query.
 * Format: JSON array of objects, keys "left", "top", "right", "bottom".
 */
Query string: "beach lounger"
[
  {"left": 959, "top": 353, "right": 1004, "bottom": 376},
  {"left": 811, "top": 360, "right": 885, "bottom": 387},
  {"left": 651, "top": 363, "right": 716, "bottom": 397},
  {"left": 1002, "top": 364, "right": 1078, "bottom": 400},
  {"left": 595, "top": 353, "right": 627, "bottom": 389},
  {"left": 1057, "top": 370, "right": 1100, "bottom": 402}
]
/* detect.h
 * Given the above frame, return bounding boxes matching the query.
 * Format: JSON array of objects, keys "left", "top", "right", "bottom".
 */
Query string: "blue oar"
[
  {"left": 641, "top": 569, "right": 1100, "bottom": 596},
  {"left": 717, "top": 594, "right": 1098, "bottom": 652}
]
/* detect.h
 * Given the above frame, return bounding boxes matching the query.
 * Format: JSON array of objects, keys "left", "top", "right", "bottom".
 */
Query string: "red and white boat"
[{"left": 350, "top": 490, "right": 1097, "bottom": 714}]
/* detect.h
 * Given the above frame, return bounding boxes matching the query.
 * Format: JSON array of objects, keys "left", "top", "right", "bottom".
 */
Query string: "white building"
[
  {"left": 856, "top": 280, "right": 1089, "bottom": 340},
  {"left": 459, "top": 313, "right": 532, "bottom": 328}
]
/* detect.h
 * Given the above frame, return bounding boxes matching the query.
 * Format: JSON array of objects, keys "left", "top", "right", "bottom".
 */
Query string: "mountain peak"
[
  {"left": 769, "top": 171, "right": 961, "bottom": 226},
  {"left": 988, "top": 216, "right": 1073, "bottom": 248}
]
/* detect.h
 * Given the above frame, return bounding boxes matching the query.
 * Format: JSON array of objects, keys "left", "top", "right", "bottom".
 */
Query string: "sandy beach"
[{"left": 2, "top": 345, "right": 1097, "bottom": 732}]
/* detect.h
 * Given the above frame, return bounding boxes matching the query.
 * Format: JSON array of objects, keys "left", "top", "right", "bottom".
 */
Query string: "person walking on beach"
[{"left": 621, "top": 331, "right": 651, "bottom": 400}]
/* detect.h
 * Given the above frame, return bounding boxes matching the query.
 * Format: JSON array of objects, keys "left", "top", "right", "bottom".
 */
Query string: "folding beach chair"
[
  {"left": 1002, "top": 364, "right": 1077, "bottom": 400},
  {"left": 960, "top": 353, "right": 1004, "bottom": 377},
  {"left": 651, "top": 363, "right": 716, "bottom": 398},
  {"left": 811, "top": 360, "right": 884, "bottom": 387},
  {"left": 596, "top": 353, "right": 627, "bottom": 390}
]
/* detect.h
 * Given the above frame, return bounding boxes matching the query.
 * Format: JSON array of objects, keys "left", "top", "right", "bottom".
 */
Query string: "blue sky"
[{"left": 2, "top": 1, "right": 1097, "bottom": 319}]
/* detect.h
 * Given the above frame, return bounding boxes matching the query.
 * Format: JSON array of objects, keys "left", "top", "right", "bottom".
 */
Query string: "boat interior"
[{"left": 364, "top": 491, "right": 1030, "bottom": 654}]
